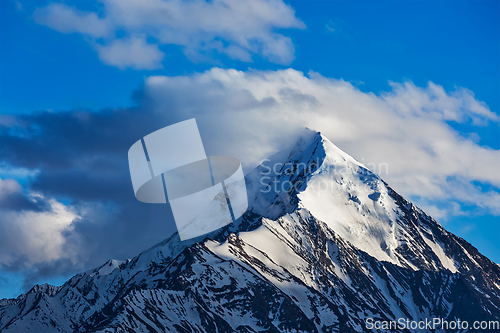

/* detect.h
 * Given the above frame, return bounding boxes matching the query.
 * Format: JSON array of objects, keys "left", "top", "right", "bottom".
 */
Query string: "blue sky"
[{"left": 0, "top": 0, "right": 499, "bottom": 299}]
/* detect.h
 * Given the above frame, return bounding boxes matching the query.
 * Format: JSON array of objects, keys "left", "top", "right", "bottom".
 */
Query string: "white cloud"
[
  {"left": 0, "top": 164, "right": 39, "bottom": 180},
  {"left": 0, "top": 181, "right": 79, "bottom": 267},
  {"left": 34, "top": 3, "right": 111, "bottom": 38},
  {"left": 0, "top": 178, "right": 22, "bottom": 199},
  {"left": 96, "top": 36, "right": 164, "bottom": 70},
  {"left": 34, "top": 0, "right": 305, "bottom": 68},
  {"left": 144, "top": 68, "right": 500, "bottom": 217}
]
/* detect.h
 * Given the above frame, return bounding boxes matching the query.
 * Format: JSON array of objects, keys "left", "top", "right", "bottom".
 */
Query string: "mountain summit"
[{"left": 1, "top": 131, "right": 499, "bottom": 332}]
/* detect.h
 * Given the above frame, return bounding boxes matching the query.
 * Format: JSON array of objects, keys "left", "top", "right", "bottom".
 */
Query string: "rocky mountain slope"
[{"left": 1, "top": 130, "right": 499, "bottom": 332}]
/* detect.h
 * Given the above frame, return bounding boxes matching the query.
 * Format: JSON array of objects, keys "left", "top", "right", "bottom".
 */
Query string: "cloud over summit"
[
  {"left": 0, "top": 67, "right": 498, "bottom": 293},
  {"left": 144, "top": 68, "right": 500, "bottom": 216}
]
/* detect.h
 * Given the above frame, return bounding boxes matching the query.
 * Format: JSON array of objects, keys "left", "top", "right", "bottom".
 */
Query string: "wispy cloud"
[
  {"left": 34, "top": 3, "right": 111, "bottom": 38},
  {"left": 95, "top": 36, "right": 165, "bottom": 70},
  {"left": 325, "top": 19, "right": 340, "bottom": 33},
  {"left": 33, "top": 0, "right": 305, "bottom": 69}
]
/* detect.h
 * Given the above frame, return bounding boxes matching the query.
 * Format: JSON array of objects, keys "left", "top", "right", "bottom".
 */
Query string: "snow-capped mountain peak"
[
  {"left": 247, "top": 130, "right": 456, "bottom": 272},
  {"left": 1, "top": 130, "right": 499, "bottom": 333}
]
